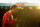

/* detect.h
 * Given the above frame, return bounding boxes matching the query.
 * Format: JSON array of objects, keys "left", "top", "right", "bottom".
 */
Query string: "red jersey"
[{"left": 2, "top": 10, "right": 15, "bottom": 27}]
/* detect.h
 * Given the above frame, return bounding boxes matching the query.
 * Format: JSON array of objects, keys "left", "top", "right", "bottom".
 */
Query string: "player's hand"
[
  {"left": 13, "top": 17, "right": 17, "bottom": 22},
  {"left": 15, "top": 17, "right": 17, "bottom": 22}
]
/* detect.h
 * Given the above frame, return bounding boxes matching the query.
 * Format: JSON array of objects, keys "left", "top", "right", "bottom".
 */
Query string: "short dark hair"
[{"left": 11, "top": 5, "right": 17, "bottom": 9}]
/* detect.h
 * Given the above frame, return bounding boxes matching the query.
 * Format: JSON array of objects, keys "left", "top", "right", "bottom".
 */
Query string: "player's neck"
[{"left": 11, "top": 10, "right": 14, "bottom": 15}]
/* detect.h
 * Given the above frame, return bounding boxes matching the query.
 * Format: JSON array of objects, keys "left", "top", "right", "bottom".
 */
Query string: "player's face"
[
  {"left": 15, "top": 7, "right": 18, "bottom": 13},
  {"left": 14, "top": 7, "right": 18, "bottom": 14}
]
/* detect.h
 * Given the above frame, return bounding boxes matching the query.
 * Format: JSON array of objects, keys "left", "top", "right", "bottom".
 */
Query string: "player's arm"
[{"left": 3, "top": 12, "right": 15, "bottom": 24}]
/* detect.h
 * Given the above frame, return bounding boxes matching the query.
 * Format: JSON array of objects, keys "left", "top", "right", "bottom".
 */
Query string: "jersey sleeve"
[{"left": 3, "top": 11, "right": 15, "bottom": 24}]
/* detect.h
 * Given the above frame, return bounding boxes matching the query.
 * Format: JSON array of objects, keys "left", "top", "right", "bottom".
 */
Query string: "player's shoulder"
[
  {"left": 4, "top": 11, "right": 9, "bottom": 15},
  {"left": 3, "top": 11, "right": 9, "bottom": 18},
  {"left": 6, "top": 11, "right": 9, "bottom": 14},
  {"left": 6, "top": 10, "right": 11, "bottom": 14}
]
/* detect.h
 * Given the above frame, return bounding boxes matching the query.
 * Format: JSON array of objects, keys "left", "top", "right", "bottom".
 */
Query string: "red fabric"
[{"left": 2, "top": 11, "right": 15, "bottom": 27}]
